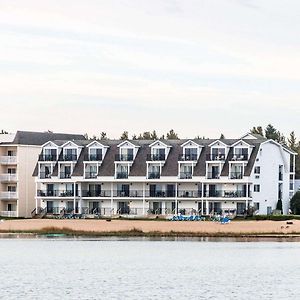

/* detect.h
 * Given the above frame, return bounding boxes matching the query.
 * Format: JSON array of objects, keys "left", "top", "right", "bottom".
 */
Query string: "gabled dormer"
[
  {"left": 147, "top": 140, "right": 171, "bottom": 161},
  {"left": 60, "top": 141, "right": 83, "bottom": 161},
  {"left": 39, "top": 141, "right": 60, "bottom": 161},
  {"left": 115, "top": 140, "right": 140, "bottom": 162},
  {"left": 85, "top": 141, "right": 109, "bottom": 162},
  {"left": 207, "top": 140, "right": 228, "bottom": 161},
  {"left": 179, "top": 140, "right": 202, "bottom": 161},
  {"left": 230, "top": 140, "right": 253, "bottom": 161}
]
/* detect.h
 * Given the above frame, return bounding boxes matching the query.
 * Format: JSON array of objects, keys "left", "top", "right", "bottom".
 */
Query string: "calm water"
[{"left": 0, "top": 238, "right": 300, "bottom": 299}]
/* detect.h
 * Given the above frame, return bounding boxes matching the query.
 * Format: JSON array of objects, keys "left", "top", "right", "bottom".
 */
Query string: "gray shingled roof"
[
  {"left": 33, "top": 137, "right": 292, "bottom": 178},
  {"left": 10, "top": 131, "right": 86, "bottom": 146}
]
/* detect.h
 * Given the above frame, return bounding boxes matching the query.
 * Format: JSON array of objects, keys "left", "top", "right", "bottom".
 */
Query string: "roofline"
[
  {"left": 61, "top": 140, "right": 84, "bottom": 148},
  {"left": 117, "top": 140, "right": 140, "bottom": 148},
  {"left": 208, "top": 139, "right": 228, "bottom": 147},
  {"left": 86, "top": 140, "right": 109, "bottom": 148},
  {"left": 261, "top": 140, "right": 297, "bottom": 155},
  {"left": 149, "top": 140, "right": 172, "bottom": 148},
  {"left": 230, "top": 139, "right": 254, "bottom": 148},
  {"left": 180, "top": 140, "right": 204, "bottom": 148}
]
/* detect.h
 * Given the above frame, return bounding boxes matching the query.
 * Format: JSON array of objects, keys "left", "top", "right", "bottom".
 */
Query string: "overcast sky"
[{"left": 0, "top": 0, "right": 299, "bottom": 139}]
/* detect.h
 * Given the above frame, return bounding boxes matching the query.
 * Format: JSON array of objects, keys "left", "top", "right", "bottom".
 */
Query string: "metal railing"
[
  {"left": 147, "top": 154, "right": 166, "bottom": 161},
  {"left": 179, "top": 172, "right": 192, "bottom": 179},
  {"left": 114, "top": 190, "right": 143, "bottom": 197},
  {"left": 148, "top": 172, "right": 160, "bottom": 179},
  {"left": 84, "top": 154, "right": 102, "bottom": 161},
  {"left": 178, "top": 154, "right": 198, "bottom": 161},
  {"left": 81, "top": 190, "right": 111, "bottom": 197},
  {"left": 229, "top": 153, "right": 248, "bottom": 161},
  {"left": 206, "top": 154, "right": 226, "bottom": 161},
  {"left": 206, "top": 172, "right": 220, "bottom": 179},
  {"left": 178, "top": 190, "right": 202, "bottom": 198},
  {"left": 85, "top": 172, "right": 98, "bottom": 179},
  {"left": 59, "top": 154, "right": 78, "bottom": 161},
  {"left": 145, "top": 190, "right": 176, "bottom": 198},
  {"left": 116, "top": 172, "right": 129, "bottom": 179},
  {"left": 60, "top": 172, "right": 72, "bottom": 179},
  {"left": 38, "top": 154, "right": 57, "bottom": 161},
  {"left": 204, "top": 190, "right": 249, "bottom": 198},
  {"left": 37, "top": 190, "right": 75, "bottom": 197},
  {"left": 230, "top": 172, "right": 243, "bottom": 179},
  {"left": 39, "top": 172, "right": 52, "bottom": 179},
  {"left": 115, "top": 154, "right": 134, "bottom": 161}
]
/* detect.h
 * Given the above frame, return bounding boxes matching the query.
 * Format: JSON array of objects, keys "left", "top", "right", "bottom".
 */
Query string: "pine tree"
[
  {"left": 288, "top": 131, "right": 297, "bottom": 151},
  {"left": 120, "top": 131, "right": 128, "bottom": 140},
  {"left": 166, "top": 129, "right": 179, "bottom": 140}
]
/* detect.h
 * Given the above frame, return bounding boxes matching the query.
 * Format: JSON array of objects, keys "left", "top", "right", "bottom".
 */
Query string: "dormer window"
[
  {"left": 233, "top": 148, "right": 248, "bottom": 160},
  {"left": 184, "top": 147, "right": 197, "bottom": 161},
  {"left": 119, "top": 148, "right": 134, "bottom": 161},
  {"left": 64, "top": 148, "right": 77, "bottom": 161},
  {"left": 211, "top": 148, "right": 225, "bottom": 160},
  {"left": 152, "top": 148, "right": 165, "bottom": 161},
  {"left": 43, "top": 149, "right": 57, "bottom": 161},
  {"left": 89, "top": 148, "right": 102, "bottom": 161}
]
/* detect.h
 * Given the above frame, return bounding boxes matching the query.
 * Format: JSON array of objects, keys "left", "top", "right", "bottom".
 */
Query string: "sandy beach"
[{"left": 0, "top": 219, "right": 299, "bottom": 236}]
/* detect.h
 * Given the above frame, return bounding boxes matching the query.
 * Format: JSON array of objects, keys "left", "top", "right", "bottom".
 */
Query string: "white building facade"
[{"left": 34, "top": 133, "right": 296, "bottom": 217}]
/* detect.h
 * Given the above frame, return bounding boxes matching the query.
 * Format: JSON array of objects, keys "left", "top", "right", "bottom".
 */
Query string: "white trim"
[
  {"left": 117, "top": 140, "right": 140, "bottom": 148},
  {"left": 148, "top": 140, "right": 171, "bottom": 148},
  {"left": 208, "top": 140, "right": 228, "bottom": 147},
  {"left": 180, "top": 140, "right": 203, "bottom": 148}
]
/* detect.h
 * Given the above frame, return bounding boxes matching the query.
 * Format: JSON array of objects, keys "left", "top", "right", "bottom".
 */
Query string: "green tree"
[
  {"left": 288, "top": 131, "right": 297, "bottom": 151},
  {"left": 220, "top": 133, "right": 225, "bottom": 139},
  {"left": 132, "top": 134, "right": 137, "bottom": 140},
  {"left": 166, "top": 129, "right": 179, "bottom": 140},
  {"left": 150, "top": 130, "right": 158, "bottom": 140},
  {"left": 120, "top": 131, "right": 129, "bottom": 140},
  {"left": 250, "top": 126, "right": 264, "bottom": 136},
  {"left": 265, "top": 124, "right": 280, "bottom": 141},
  {"left": 290, "top": 192, "right": 300, "bottom": 214},
  {"left": 142, "top": 132, "right": 151, "bottom": 140},
  {"left": 100, "top": 132, "right": 108, "bottom": 140}
]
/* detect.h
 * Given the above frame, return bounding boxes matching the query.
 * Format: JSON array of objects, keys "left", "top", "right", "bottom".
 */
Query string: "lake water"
[{"left": 0, "top": 237, "right": 300, "bottom": 299}]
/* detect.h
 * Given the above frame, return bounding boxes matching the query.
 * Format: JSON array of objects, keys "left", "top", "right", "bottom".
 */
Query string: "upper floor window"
[
  {"left": 211, "top": 148, "right": 225, "bottom": 160},
  {"left": 184, "top": 147, "right": 197, "bottom": 160},
  {"left": 152, "top": 148, "right": 165, "bottom": 160},
  {"left": 44, "top": 148, "right": 57, "bottom": 161},
  {"left": 254, "top": 166, "right": 260, "bottom": 174},
  {"left": 64, "top": 148, "right": 77, "bottom": 161},
  {"left": 254, "top": 185, "right": 260, "bottom": 192},
  {"left": 89, "top": 148, "right": 102, "bottom": 161},
  {"left": 119, "top": 148, "right": 134, "bottom": 161},
  {"left": 233, "top": 148, "right": 248, "bottom": 160}
]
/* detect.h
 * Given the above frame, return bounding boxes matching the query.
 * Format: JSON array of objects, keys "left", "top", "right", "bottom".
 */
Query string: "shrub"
[{"left": 290, "top": 192, "right": 300, "bottom": 215}]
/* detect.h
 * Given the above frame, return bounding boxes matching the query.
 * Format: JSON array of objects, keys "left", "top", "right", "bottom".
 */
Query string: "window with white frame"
[{"left": 254, "top": 184, "right": 260, "bottom": 192}]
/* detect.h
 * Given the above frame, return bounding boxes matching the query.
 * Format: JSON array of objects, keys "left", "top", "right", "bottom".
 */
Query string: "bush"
[
  {"left": 290, "top": 192, "right": 300, "bottom": 215},
  {"left": 276, "top": 199, "right": 283, "bottom": 212}
]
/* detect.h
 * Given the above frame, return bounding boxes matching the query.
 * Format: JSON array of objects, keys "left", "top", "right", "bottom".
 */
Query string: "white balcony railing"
[
  {"left": 0, "top": 156, "right": 17, "bottom": 164},
  {"left": 0, "top": 211, "right": 17, "bottom": 217},
  {"left": 0, "top": 192, "right": 18, "bottom": 199},
  {"left": 0, "top": 174, "right": 18, "bottom": 182}
]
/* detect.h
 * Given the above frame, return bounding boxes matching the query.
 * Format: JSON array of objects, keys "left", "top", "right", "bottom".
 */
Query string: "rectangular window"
[
  {"left": 254, "top": 185, "right": 260, "bottom": 192},
  {"left": 254, "top": 166, "right": 260, "bottom": 174}
]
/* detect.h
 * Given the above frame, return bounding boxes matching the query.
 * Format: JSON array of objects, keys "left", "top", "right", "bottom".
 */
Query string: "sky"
[{"left": 0, "top": 0, "right": 300, "bottom": 139}]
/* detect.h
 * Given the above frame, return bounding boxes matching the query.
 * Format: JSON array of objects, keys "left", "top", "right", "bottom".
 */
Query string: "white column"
[
  {"left": 78, "top": 182, "right": 82, "bottom": 214},
  {"left": 110, "top": 182, "right": 114, "bottom": 215},
  {"left": 142, "top": 182, "right": 145, "bottom": 215},
  {"left": 175, "top": 183, "right": 178, "bottom": 215},
  {"left": 73, "top": 182, "right": 76, "bottom": 214},
  {"left": 162, "top": 201, "right": 166, "bottom": 215},
  {"left": 246, "top": 183, "right": 248, "bottom": 210},
  {"left": 206, "top": 200, "right": 209, "bottom": 215}
]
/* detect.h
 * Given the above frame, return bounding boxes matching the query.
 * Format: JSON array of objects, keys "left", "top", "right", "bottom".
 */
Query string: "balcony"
[
  {"left": 206, "top": 172, "right": 220, "bottom": 179},
  {"left": 116, "top": 172, "right": 129, "bottom": 179},
  {"left": 60, "top": 172, "right": 72, "bottom": 179},
  {"left": 38, "top": 154, "right": 57, "bottom": 161},
  {"left": 37, "top": 190, "right": 75, "bottom": 197},
  {"left": 0, "top": 192, "right": 18, "bottom": 199},
  {"left": 39, "top": 172, "right": 52, "bottom": 179},
  {"left": 229, "top": 153, "right": 248, "bottom": 161},
  {"left": 230, "top": 172, "right": 243, "bottom": 179},
  {"left": 81, "top": 190, "right": 111, "bottom": 197},
  {"left": 84, "top": 154, "right": 102, "bottom": 161},
  {"left": 114, "top": 190, "right": 143, "bottom": 197},
  {"left": 0, "top": 156, "right": 17, "bottom": 164},
  {"left": 146, "top": 190, "right": 175, "bottom": 197},
  {"left": 147, "top": 154, "right": 166, "bottom": 161},
  {"left": 59, "top": 154, "right": 78, "bottom": 161},
  {"left": 204, "top": 190, "right": 248, "bottom": 198},
  {"left": 206, "top": 154, "right": 226, "bottom": 161},
  {"left": 179, "top": 172, "right": 192, "bottom": 179},
  {"left": 178, "top": 154, "right": 198, "bottom": 161},
  {"left": 0, "top": 174, "right": 18, "bottom": 182},
  {"left": 178, "top": 190, "right": 202, "bottom": 198},
  {"left": 115, "top": 154, "right": 133, "bottom": 161},
  {"left": 148, "top": 172, "right": 160, "bottom": 179},
  {"left": 85, "top": 172, "right": 98, "bottom": 179},
  {"left": 0, "top": 211, "right": 17, "bottom": 217}
]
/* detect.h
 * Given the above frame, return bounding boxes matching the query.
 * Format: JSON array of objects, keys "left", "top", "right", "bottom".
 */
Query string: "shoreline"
[{"left": 1, "top": 218, "right": 300, "bottom": 238}]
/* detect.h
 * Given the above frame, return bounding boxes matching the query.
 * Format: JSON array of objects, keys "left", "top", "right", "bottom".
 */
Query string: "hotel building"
[
  {"left": 0, "top": 131, "right": 85, "bottom": 217},
  {"left": 33, "top": 133, "right": 296, "bottom": 217}
]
